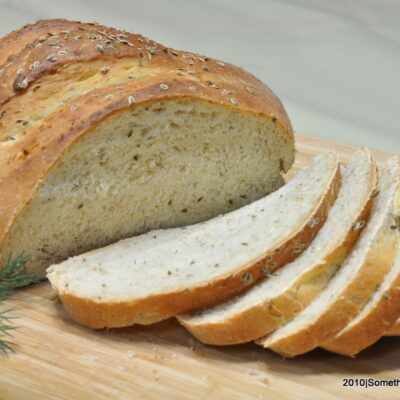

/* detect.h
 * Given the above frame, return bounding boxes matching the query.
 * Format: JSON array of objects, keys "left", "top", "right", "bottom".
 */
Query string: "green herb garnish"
[{"left": 0, "top": 254, "right": 38, "bottom": 356}]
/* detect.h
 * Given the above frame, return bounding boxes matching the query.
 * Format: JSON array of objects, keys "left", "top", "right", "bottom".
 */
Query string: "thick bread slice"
[
  {"left": 257, "top": 156, "right": 400, "bottom": 357},
  {"left": 385, "top": 319, "right": 400, "bottom": 336},
  {"left": 0, "top": 20, "right": 295, "bottom": 275},
  {"left": 322, "top": 247, "right": 400, "bottom": 356},
  {"left": 178, "top": 149, "right": 377, "bottom": 345},
  {"left": 46, "top": 152, "right": 340, "bottom": 329}
]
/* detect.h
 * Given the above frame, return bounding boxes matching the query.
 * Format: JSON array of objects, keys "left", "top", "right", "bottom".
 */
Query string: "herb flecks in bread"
[
  {"left": 257, "top": 156, "right": 400, "bottom": 357},
  {"left": 178, "top": 149, "right": 377, "bottom": 345},
  {"left": 47, "top": 152, "right": 340, "bottom": 328}
]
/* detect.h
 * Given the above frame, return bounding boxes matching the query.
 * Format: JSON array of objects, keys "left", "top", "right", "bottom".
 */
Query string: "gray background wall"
[{"left": 1, "top": 0, "right": 399, "bottom": 152}]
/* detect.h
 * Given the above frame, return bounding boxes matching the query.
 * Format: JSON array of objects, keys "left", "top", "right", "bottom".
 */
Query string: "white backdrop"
[{"left": 0, "top": 0, "right": 399, "bottom": 152}]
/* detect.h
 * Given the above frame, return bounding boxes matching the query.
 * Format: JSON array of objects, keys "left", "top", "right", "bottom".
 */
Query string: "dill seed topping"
[
  {"left": 217, "top": 61, "right": 225, "bottom": 67},
  {"left": 202, "top": 66, "right": 209, "bottom": 71},
  {"left": 246, "top": 87, "right": 255, "bottom": 94},
  {"left": 183, "top": 54, "right": 195, "bottom": 59},
  {"left": 58, "top": 49, "right": 70, "bottom": 56},
  {"left": 222, "top": 89, "right": 235, "bottom": 94},
  {"left": 38, "top": 36, "right": 47, "bottom": 42},
  {"left": 383, "top": 293, "right": 391, "bottom": 300},
  {"left": 187, "top": 70, "right": 196, "bottom": 75},
  {"left": 307, "top": 217, "right": 320, "bottom": 228},
  {"left": 0, "top": 69, "right": 4, "bottom": 75},
  {"left": 188, "top": 86, "right": 197, "bottom": 91},
  {"left": 91, "top": 93, "right": 99, "bottom": 97},
  {"left": 116, "top": 85, "right": 124, "bottom": 89},
  {"left": 261, "top": 266, "right": 271, "bottom": 277},
  {"left": 352, "top": 220, "right": 366, "bottom": 231},
  {"left": 230, "top": 97, "right": 238, "bottom": 105},
  {"left": 241, "top": 272, "right": 253, "bottom": 285},
  {"left": 241, "top": 242, "right": 248, "bottom": 246},
  {"left": 100, "top": 66, "right": 110, "bottom": 74},
  {"left": 70, "top": 104, "right": 79, "bottom": 111},
  {"left": 74, "top": 35, "right": 83, "bottom": 40},
  {"left": 17, "top": 77, "right": 29, "bottom": 89},
  {"left": 95, "top": 44, "right": 105, "bottom": 52},
  {"left": 371, "top": 189, "right": 380, "bottom": 198},
  {"left": 159, "top": 84, "right": 169, "bottom": 90},
  {"left": 292, "top": 242, "right": 308, "bottom": 256},
  {"left": 105, "top": 94, "right": 114, "bottom": 99},
  {"left": 128, "top": 96, "right": 136, "bottom": 105},
  {"left": 17, "top": 68, "right": 24, "bottom": 75},
  {"left": 46, "top": 54, "right": 57, "bottom": 62},
  {"left": 391, "top": 214, "right": 400, "bottom": 231},
  {"left": 211, "top": 84, "right": 220, "bottom": 89}
]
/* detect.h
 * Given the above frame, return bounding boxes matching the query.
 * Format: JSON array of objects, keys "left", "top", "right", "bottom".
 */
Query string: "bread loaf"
[
  {"left": 0, "top": 19, "right": 295, "bottom": 275},
  {"left": 178, "top": 149, "right": 377, "bottom": 345},
  {"left": 47, "top": 152, "right": 340, "bottom": 328}
]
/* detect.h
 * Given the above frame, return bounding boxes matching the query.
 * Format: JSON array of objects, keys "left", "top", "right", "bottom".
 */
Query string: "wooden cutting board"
[{"left": 0, "top": 133, "right": 398, "bottom": 400}]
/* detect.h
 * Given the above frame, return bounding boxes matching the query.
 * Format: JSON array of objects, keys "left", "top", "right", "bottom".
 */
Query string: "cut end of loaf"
[{"left": 0, "top": 98, "right": 291, "bottom": 275}]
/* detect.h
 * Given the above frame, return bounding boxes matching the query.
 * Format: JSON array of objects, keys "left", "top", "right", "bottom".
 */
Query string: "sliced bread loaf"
[
  {"left": 178, "top": 149, "right": 376, "bottom": 345},
  {"left": 47, "top": 152, "right": 340, "bottom": 328},
  {"left": 0, "top": 20, "right": 295, "bottom": 276},
  {"left": 257, "top": 156, "right": 400, "bottom": 357},
  {"left": 322, "top": 246, "right": 400, "bottom": 356}
]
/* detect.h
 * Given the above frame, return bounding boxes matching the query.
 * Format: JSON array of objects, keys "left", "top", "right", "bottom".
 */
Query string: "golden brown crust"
[
  {"left": 384, "top": 319, "right": 400, "bottom": 336},
  {"left": 56, "top": 163, "right": 340, "bottom": 329},
  {"left": 0, "top": 19, "right": 85, "bottom": 66},
  {"left": 0, "top": 19, "right": 292, "bottom": 134},
  {"left": 322, "top": 264, "right": 400, "bottom": 356},
  {"left": 261, "top": 246, "right": 399, "bottom": 357},
  {"left": 178, "top": 167, "right": 376, "bottom": 345}
]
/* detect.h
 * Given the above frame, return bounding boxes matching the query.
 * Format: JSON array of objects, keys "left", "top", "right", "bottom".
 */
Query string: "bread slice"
[
  {"left": 0, "top": 20, "right": 295, "bottom": 275},
  {"left": 257, "top": 156, "right": 400, "bottom": 357},
  {"left": 385, "top": 319, "right": 400, "bottom": 336},
  {"left": 178, "top": 149, "right": 376, "bottom": 344},
  {"left": 322, "top": 247, "right": 400, "bottom": 356},
  {"left": 46, "top": 152, "right": 340, "bottom": 328}
]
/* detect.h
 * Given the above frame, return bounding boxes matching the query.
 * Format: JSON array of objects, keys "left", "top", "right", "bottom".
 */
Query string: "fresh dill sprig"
[{"left": 0, "top": 254, "right": 38, "bottom": 356}]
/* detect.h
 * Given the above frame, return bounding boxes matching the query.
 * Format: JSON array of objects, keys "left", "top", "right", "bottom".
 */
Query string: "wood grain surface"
[{"left": 0, "top": 133, "right": 398, "bottom": 400}]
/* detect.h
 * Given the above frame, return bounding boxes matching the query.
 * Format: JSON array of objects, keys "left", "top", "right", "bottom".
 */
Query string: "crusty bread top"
[{"left": 0, "top": 19, "right": 292, "bottom": 131}]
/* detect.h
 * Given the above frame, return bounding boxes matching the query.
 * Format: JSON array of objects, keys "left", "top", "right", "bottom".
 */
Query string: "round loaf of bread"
[{"left": 0, "top": 19, "right": 294, "bottom": 275}]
